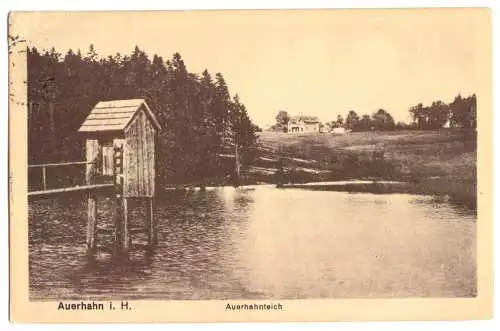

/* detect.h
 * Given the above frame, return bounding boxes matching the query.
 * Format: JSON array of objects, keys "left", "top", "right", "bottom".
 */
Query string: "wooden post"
[
  {"left": 85, "top": 139, "right": 100, "bottom": 253},
  {"left": 122, "top": 198, "right": 130, "bottom": 252},
  {"left": 147, "top": 197, "right": 156, "bottom": 248},
  {"left": 86, "top": 191, "right": 97, "bottom": 252},
  {"left": 113, "top": 146, "right": 130, "bottom": 255},
  {"left": 42, "top": 166, "right": 47, "bottom": 191},
  {"left": 113, "top": 196, "right": 123, "bottom": 254}
]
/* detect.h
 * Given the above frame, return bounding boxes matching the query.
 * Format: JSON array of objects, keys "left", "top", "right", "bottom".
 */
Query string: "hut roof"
[
  {"left": 289, "top": 115, "right": 320, "bottom": 124},
  {"left": 78, "top": 99, "right": 161, "bottom": 133}
]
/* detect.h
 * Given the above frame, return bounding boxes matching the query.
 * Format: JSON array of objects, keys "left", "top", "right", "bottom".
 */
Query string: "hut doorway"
[{"left": 101, "top": 139, "right": 114, "bottom": 177}]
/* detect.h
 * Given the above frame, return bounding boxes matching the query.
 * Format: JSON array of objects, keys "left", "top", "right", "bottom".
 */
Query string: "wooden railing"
[
  {"left": 28, "top": 160, "right": 114, "bottom": 199},
  {"left": 28, "top": 161, "right": 96, "bottom": 191}
]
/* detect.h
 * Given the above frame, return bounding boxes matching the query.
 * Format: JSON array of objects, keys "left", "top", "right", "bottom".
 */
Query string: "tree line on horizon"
[
  {"left": 27, "top": 45, "right": 260, "bottom": 186},
  {"left": 271, "top": 93, "right": 477, "bottom": 132}
]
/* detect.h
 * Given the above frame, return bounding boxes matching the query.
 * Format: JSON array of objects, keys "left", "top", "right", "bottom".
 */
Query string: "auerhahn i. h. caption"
[{"left": 57, "top": 301, "right": 132, "bottom": 311}]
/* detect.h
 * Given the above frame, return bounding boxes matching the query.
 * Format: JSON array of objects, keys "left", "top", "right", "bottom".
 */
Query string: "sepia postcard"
[{"left": 8, "top": 8, "right": 493, "bottom": 323}]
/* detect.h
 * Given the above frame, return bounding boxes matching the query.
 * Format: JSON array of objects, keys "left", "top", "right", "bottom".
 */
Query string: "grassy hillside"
[
  {"left": 255, "top": 130, "right": 476, "bottom": 179},
  {"left": 242, "top": 129, "right": 476, "bottom": 207}
]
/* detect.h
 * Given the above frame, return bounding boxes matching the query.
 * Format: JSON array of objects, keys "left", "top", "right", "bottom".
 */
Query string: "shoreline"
[{"left": 161, "top": 177, "right": 476, "bottom": 210}]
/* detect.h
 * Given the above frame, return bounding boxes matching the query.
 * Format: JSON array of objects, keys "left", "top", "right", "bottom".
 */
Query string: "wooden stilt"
[
  {"left": 85, "top": 139, "right": 100, "bottom": 254},
  {"left": 114, "top": 196, "right": 123, "bottom": 255},
  {"left": 113, "top": 146, "right": 127, "bottom": 256},
  {"left": 42, "top": 166, "right": 47, "bottom": 191},
  {"left": 114, "top": 198, "right": 131, "bottom": 256},
  {"left": 122, "top": 197, "right": 130, "bottom": 252},
  {"left": 86, "top": 192, "right": 97, "bottom": 252},
  {"left": 147, "top": 197, "right": 156, "bottom": 248}
]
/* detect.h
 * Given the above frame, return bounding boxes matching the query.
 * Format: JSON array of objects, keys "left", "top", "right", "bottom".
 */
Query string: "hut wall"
[{"left": 123, "top": 108, "right": 155, "bottom": 197}]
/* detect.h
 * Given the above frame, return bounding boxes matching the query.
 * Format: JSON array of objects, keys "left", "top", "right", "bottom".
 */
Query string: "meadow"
[{"left": 244, "top": 129, "right": 477, "bottom": 208}]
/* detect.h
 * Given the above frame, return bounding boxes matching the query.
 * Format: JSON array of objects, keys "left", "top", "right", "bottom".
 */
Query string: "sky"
[{"left": 11, "top": 9, "right": 490, "bottom": 127}]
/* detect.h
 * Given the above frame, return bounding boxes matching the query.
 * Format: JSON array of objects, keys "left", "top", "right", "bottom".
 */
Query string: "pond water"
[{"left": 29, "top": 185, "right": 476, "bottom": 300}]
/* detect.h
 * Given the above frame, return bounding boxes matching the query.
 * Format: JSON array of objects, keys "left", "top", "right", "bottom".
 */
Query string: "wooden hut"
[{"left": 79, "top": 99, "right": 161, "bottom": 253}]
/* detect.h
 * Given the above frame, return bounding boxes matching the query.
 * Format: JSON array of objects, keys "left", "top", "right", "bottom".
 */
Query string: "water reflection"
[{"left": 29, "top": 186, "right": 476, "bottom": 300}]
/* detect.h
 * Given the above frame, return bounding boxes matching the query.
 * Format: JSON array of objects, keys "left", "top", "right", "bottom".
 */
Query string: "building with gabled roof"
[
  {"left": 287, "top": 115, "right": 321, "bottom": 133},
  {"left": 79, "top": 98, "right": 161, "bottom": 133},
  {"left": 79, "top": 99, "right": 160, "bottom": 197}
]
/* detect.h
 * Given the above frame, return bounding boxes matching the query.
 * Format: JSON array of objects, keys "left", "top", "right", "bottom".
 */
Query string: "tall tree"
[
  {"left": 214, "top": 72, "right": 231, "bottom": 144},
  {"left": 344, "top": 110, "right": 359, "bottom": 131},
  {"left": 275, "top": 110, "right": 290, "bottom": 132},
  {"left": 428, "top": 101, "right": 450, "bottom": 129},
  {"left": 449, "top": 93, "right": 477, "bottom": 129},
  {"left": 230, "top": 94, "right": 258, "bottom": 185},
  {"left": 358, "top": 114, "right": 373, "bottom": 131},
  {"left": 336, "top": 114, "right": 344, "bottom": 128},
  {"left": 409, "top": 103, "right": 427, "bottom": 129},
  {"left": 372, "top": 109, "right": 395, "bottom": 131}
]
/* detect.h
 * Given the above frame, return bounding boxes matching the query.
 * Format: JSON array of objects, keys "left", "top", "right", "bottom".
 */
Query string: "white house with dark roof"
[{"left": 287, "top": 115, "right": 321, "bottom": 133}]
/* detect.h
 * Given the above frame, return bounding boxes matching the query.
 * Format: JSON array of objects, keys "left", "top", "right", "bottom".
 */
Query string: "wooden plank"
[
  {"left": 123, "top": 124, "right": 131, "bottom": 197},
  {"left": 122, "top": 136, "right": 129, "bottom": 196},
  {"left": 81, "top": 118, "right": 130, "bottom": 126},
  {"left": 150, "top": 118, "right": 155, "bottom": 196},
  {"left": 28, "top": 184, "right": 114, "bottom": 198},
  {"left": 150, "top": 128, "right": 156, "bottom": 197},
  {"left": 122, "top": 198, "right": 130, "bottom": 252},
  {"left": 147, "top": 197, "right": 156, "bottom": 247},
  {"left": 147, "top": 112, "right": 153, "bottom": 196},
  {"left": 132, "top": 112, "right": 141, "bottom": 196},
  {"left": 84, "top": 116, "right": 131, "bottom": 122},
  {"left": 143, "top": 113, "right": 155, "bottom": 197},
  {"left": 131, "top": 113, "right": 139, "bottom": 196},
  {"left": 95, "top": 99, "right": 144, "bottom": 108},
  {"left": 131, "top": 118, "right": 137, "bottom": 197},
  {"left": 79, "top": 124, "right": 127, "bottom": 132},
  {"left": 42, "top": 166, "right": 47, "bottom": 191},
  {"left": 113, "top": 197, "right": 122, "bottom": 254},
  {"left": 85, "top": 127, "right": 100, "bottom": 254},
  {"left": 145, "top": 119, "right": 152, "bottom": 196},
  {"left": 124, "top": 117, "right": 137, "bottom": 197},
  {"left": 89, "top": 107, "right": 136, "bottom": 114},
  {"left": 138, "top": 111, "right": 146, "bottom": 196},
  {"left": 133, "top": 113, "right": 140, "bottom": 196},
  {"left": 113, "top": 147, "right": 124, "bottom": 255},
  {"left": 28, "top": 161, "right": 92, "bottom": 168},
  {"left": 86, "top": 192, "right": 97, "bottom": 252},
  {"left": 86, "top": 112, "right": 134, "bottom": 119},
  {"left": 144, "top": 112, "right": 151, "bottom": 196}
]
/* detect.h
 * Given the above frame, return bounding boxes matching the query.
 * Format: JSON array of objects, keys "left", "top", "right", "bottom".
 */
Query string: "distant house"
[{"left": 287, "top": 115, "right": 321, "bottom": 133}]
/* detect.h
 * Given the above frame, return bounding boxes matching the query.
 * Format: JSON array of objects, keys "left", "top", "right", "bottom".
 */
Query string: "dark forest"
[{"left": 27, "top": 45, "right": 260, "bottom": 187}]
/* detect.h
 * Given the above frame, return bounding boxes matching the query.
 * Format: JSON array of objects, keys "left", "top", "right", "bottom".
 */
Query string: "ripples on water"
[{"left": 29, "top": 186, "right": 476, "bottom": 300}]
